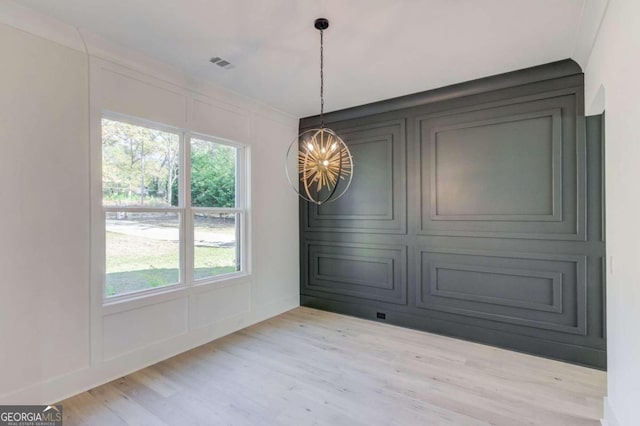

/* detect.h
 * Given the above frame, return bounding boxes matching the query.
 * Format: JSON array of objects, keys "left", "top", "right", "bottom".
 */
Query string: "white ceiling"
[{"left": 17, "top": 0, "right": 598, "bottom": 117}]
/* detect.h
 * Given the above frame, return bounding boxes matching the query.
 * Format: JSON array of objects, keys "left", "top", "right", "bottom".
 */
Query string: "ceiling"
[{"left": 17, "top": 0, "right": 597, "bottom": 117}]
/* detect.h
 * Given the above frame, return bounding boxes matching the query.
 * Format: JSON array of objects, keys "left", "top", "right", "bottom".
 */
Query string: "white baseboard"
[
  {"left": 601, "top": 397, "right": 621, "bottom": 426},
  {"left": 0, "top": 296, "right": 298, "bottom": 405}
]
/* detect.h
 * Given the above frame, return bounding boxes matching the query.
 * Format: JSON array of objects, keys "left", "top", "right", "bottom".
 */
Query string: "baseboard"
[
  {"left": 0, "top": 296, "right": 299, "bottom": 405},
  {"left": 301, "top": 295, "right": 607, "bottom": 369},
  {"left": 601, "top": 397, "right": 621, "bottom": 426}
]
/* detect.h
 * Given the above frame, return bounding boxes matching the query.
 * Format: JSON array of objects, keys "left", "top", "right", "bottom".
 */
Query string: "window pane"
[
  {"left": 193, "top": 213, "right": 239, "bottom": 280},
  {"left": 191, "top": 138, "right": 237, "bottom": 207},
  {"left": 102, "top": 118, "right": 180, "bottom": 207},
  {"left": 106, "top": 212, "right": 180, "bottom": 297}
]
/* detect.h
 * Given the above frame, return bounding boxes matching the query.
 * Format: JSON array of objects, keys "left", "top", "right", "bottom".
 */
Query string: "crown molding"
[
  {"left": 572, "top": 0, "right": 610, "bottom": 69},
  {"left": 0, "top": 1, "right": 85, "bottom": 52},
  {"left": 301, "top": 59, "right": 583, "bottom": 127}
]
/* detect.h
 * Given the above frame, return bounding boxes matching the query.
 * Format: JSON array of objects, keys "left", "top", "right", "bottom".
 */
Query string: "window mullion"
[
  {"left": 183, "top": 131, "right": 193, "bottom": 286},
  {"left": 239, "top": 148, "right": 247, "bottom": 273},
  {"left": 238, "top": 147, "right": 247, "bottom": 273}
]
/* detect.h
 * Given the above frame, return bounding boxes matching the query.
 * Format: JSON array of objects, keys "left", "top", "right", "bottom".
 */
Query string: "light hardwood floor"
[{"left": 60, "top": 307, "right": 606, "bottom": 425}]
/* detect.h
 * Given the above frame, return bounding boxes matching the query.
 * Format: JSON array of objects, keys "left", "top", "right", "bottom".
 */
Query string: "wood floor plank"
[
  {"left": 261, "top": 312, "right": 604, "bottom": 420},
  {"left": 232, "top": 324, "right": 589, "bottom": 425},
  {"left": 59, "top": 307, "right": 606, "bottom": 425},
  {"left": 60, "top": 391, "right": 127, "bottom": 426}
]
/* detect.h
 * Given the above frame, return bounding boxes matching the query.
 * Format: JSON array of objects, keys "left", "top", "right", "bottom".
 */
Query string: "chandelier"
[{"left": 286, "top": 18, "right": 353, "bottom": 205}]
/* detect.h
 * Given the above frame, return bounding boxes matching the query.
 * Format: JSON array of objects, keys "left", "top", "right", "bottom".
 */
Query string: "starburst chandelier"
[{"left": 286, "top": 18, "right": 353, "bottom": 205}]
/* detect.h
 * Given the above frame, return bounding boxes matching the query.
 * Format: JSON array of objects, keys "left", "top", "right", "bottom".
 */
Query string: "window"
[{"left": 101, "top": 115, "right": 246, "bottom": 299}]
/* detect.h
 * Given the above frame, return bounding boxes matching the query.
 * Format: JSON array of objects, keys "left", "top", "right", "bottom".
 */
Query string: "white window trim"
[{"left": 100, "top": 111, "right": 249, "bottom": 305}]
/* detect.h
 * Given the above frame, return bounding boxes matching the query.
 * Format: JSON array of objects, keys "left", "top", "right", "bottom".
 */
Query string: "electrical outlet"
[
  {"left": 376, "top": 312, "right": 386, "bottom": 320},
  {"left": 609, "top": 255, "right": 614, "bottom": 275}
]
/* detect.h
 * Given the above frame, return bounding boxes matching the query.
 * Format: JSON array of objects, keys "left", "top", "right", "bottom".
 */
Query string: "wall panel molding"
[
  {"left": 429, "top": 263, "right": 563, "bottom": 313},
  {"left": 417, "top": 92, "right": 587, "bottom": 241},
  {"left": 303, "top": 119, "right": 407, "bottom": 234},
  {"left": 300, "top": 61, "right": 606, "bottom": 369},
  {"left": 314, "top": 254, "right": 394, "bottom": 289},
  {"left": 311, "top": 135, "right": 394, "bottom": 220},
  {"left": 416, "top": 248, "right": 587, "bottom": 336},
  {"left": 429, "top": 109, "right": 563, "bottom": 222},
  {"left": 303, "top": 241, "right": 407, "bottom": 305}
]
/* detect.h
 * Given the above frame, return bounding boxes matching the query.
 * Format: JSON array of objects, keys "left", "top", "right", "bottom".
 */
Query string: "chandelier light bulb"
[{"left": 286, "top": 128, "right": 353, "bottom": 205}]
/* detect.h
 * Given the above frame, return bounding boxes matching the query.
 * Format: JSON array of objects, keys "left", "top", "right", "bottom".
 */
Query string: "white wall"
[
  {"left": 584, "top": 0, "right": 640, "bottom": 425},
  {"left": 0, "top": 20, "right": 90, "bottom": 400},
  {"left": 0, "top": 4, "right": 299, "bottom": 404}
]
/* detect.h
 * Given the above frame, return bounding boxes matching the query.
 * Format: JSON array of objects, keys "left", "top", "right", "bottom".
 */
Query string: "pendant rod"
[
  {"left": 320, "top": 28, "right": 324, "bottom": 128},
  {"left": 314, "top": 18, "right": 329, "bottom": 128}
]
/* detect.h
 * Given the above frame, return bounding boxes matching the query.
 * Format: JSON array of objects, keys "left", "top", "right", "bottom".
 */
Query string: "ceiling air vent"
[{"left": 209, "top": 57, "right": 234, "bottom": 69}]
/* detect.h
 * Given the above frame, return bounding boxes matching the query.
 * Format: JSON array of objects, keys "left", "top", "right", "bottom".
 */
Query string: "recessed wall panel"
[
  {"left": 305, "top": 119, "right": 407, "bottom": 233},
  {"left": 430, "top": 263, "right": 562, "bottom": 312},
  {"left": 432, "top": 110, "right": 561, "bottom": 220},
  {"left": 316, "top": 136, "right": 393, "bottom": 218},
  {"left": 102, "top": 297, "right": 188, "bottom": 361},
  {"left": 417, "top": 249, "right": 586, "bottom": 335},
  {"left": 100, "top": 67, "right": 187, "bottom": 128},
  {"left": 316, "top": 254, "right": 393, "bottom": 289},
  {"left": 419, "top": 94, "right": 584, "bottom": 240},
  {"left": 191, "top": 98, "right": 250, "bottom": 143},
  {"left": 190, "top": 282, "right": 251, "bottom": 330},
  {"left": 304, "top": 242, "right": 407, "bottom": 305}
]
